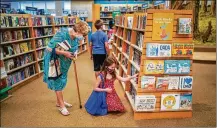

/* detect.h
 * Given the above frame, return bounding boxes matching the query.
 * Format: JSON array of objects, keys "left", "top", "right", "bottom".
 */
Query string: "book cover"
[
  {"left": 12, "top": 44, "right": 21, "bottom": 54},
  {"left": 146, "top": 43, "right": 158, "bottom": 57},
  {"left": 164, "top": 60, "right": 178, "bottom": 74},
  {"left": 135, "top": 95, "right": 156, "bottom": 111},
  {"left": 177, "top": 60, "right": 191, "bottom": 74},
  {"left": 2, "top": 31, "right": 12, "bottom": 42},
  {"left": 144, "top": 60, "right": 164, "bottom": 74},
  {"left": 20, "top": 42, "right": 29, "bottom": 53},
  {"left": 1, "top": 16, "right": 6, "bottom": 27},
  {"left": 180, "top": 93, "right": 192, "bottom": 110},
  {"left": 133, "top": 49, "right": 142, "bottom": 66},
  {"left": 161, "top": 94, "right": 180, "bottom": 111},
  {"left": 178, "top": 18, "right": 191, "bottom": 34},
  {"left": 152, "top": 13, "right": 174, "bottom": 40},
  {"left": 141, "top": 76, "right": 155, "bottom": 89},
  {"left": 158, "top": 44, "right": 171, "bottom": 57},
  {"left": 127, "top": 17, "right": 133, "bottom": 28},
  {"left": 168, "top": 76, "right": 180, "bottom": 90},
  {"left": 183, "top": 44, "right": 194, "bottom": 56},
  {"left": 180, "top": 76, "right": 193, "bottom": 90},
  {"left": 156, "top": 77, "right": 169, "bottom": 90},
  {"left": 172, "top": 43, "right": 184, "bottom": 56},
  {"left": 17, "top": 30, "right": 23, "bottom": 40}
]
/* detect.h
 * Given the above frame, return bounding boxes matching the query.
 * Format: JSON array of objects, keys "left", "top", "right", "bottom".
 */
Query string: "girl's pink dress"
[{"left": 102, "top": 76, "right": 125, "bottom": 112}]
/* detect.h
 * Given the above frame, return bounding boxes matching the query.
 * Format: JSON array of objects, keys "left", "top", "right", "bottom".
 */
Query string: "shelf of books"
[
  {"left": 0, "top": 14, "right": 88, "bottom": 93},
  {"left": 112, "top": 9, "right": 193, "bottom": 120},
  {"left": 99, "top": 4, "right": 143, "bottom": 34}
]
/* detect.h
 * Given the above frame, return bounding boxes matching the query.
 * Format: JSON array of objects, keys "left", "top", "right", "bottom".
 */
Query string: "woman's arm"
[
  {"left": 116, "top": 74, "right": 138, "bottom": 82},
  {"left": 93, "top": 76, "right": 111, "bottom": 93}
]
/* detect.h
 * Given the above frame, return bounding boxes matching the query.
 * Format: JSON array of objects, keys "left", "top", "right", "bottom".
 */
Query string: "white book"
[
  {"left": 156, "top": 77, "right": 169, "bottom": 90},
  {"left": 161, "top": 94, "right": 180, "bottom": 111},
  {"left": 158, "top": 44, "right": 171, "bottom": 57},
  {"left": 168, "top": 76, "right": 180, "bottom": 90},
  {"left": 127, "top": 17, "right": 133, "bottom": 28},
  {"left": 135, "top": 95, "right": 156, "bottom": 111},
  {"left": 180, "top": 76, "right": 193, "bottom": 90},
  {"left": 141, "top": 76, "right": 155, "bottom": 89}
]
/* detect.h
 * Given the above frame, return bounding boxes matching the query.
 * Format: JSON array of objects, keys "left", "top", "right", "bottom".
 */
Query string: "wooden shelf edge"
[
  {"left": 11, "top": 73, "right": 38, "bottom": 88},
  {"left": 3, "top": 50, "right": 35, "bottom": 60},
  {"left": 1, "top": 38, "right": 34, "bottom": 45},
  {"left": 7, "top": 61, "right": 36, "bottom": 74}
]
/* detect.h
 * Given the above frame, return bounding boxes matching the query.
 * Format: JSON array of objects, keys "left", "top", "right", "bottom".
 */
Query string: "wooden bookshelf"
[
  {"left": 112, "top": 10, "right": 193, "bottom": 120},
  {"left": 0, "top": 14, "right": 89, "bottom": 94}
]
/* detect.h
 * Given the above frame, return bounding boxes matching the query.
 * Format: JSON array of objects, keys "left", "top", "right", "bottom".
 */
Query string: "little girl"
[{"left": 93, "top": 56, "right": 138, "bottom": 112}]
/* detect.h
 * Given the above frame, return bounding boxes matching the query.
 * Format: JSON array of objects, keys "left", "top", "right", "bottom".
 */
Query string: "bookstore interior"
[{"left": 0, "top": 0, "right": 199, "bottom": 127}]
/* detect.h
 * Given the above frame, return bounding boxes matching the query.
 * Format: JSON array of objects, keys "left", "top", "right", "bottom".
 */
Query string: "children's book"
[
  {"left": 141, "top": 76, "right": 155, "bottom": 89},
  {"left": 127, "top": 17, "right": 133, "bottom": 28},
  {"left": 168, "top": 76, "right": 180, "bottom": 90},
  {"left": 177, "top": 60, "right": 191, "bottom": 74},
  {"left": 152, "top": 13, "right": 174, "bottom": 40},
  {"left": 180, "top": 76, "right": 193, "bottom": 90},
  {"left": 144, "top": 60, "right": 164, "bottom": 74},
  {"left": 161, "top": 94, "right": 180, "bottom": 111},
  {"left": 146, "top": 43, "right": 158, "bottom": 57},
  {"left": 180, "top": 93, "right": 192, "bottom": 110},
  {"left": 183, "top": 44, "right": 194, "bottom": 56},
  {"left": 135, "top": 95, "right": 156, "bottom": 111},
  {"left": 164, "top": 60, "right": 178, "bottom": 74},
  {"left": 158, "top": 44, "right": 171, "bottom": 57},
  {"left": 172, "top": 43, "right": 184, "bottom": 56},
  {"left": 178, "top": 18, "right": 191, "bottom": 34},
  {"left": 156, "top": 77, "right": 169, "bottom": 90},
  {"left": 20, "top": 42, "right": 29, "bottom": 53},
  {"left": 12, "top": 44, "right": 21, "bottom": 54}
]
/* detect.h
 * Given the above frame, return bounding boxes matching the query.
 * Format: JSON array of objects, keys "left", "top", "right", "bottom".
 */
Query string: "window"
[
  {"left": 33, "top": 1, "right": 46, "bottom": 9},
  {"left": 20, "top": 1, "right": 33, "bottom": 10},
  {"left": 64, "top": 1, "right": 71, "bottom": 10},
  {"left": 46, "top": 1, "right": 55, "bottom": 9}
]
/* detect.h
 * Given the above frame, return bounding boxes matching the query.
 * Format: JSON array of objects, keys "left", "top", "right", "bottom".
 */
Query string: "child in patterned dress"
[{"left": 93, "top": 56, "right": 138, "bottom": 112}]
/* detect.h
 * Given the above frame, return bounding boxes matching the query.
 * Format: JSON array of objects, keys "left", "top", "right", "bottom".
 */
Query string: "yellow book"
[
  {"left": 183, "top": 44, "right": 194, "bottom": 56},
  {"left": 172, "top": 43, "right": 184, "bottom": 56},
  {"left": 152, "top": 13, "right": 174, "bottom": 40},
  {"left": 20, "top": 42, "right": 29, "bottom": 53},
  {"left": 144, "top": 60, "right": 164, "bottom": 74}
]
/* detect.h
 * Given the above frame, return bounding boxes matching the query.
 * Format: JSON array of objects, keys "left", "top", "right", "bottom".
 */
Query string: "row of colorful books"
[
  {"left": 34, "top": 28, "right": 53, "bottom": 37},
  {"left": 136, "top": 15, "right": 146, "bottom": 30},
  {"left": 101, "top": 5, "right": 142, "bottom": 12},
  {"left": 146, "top": 43, "right": 194, "bottom": 57},
  {"left": 144, "top": 60, "right": 191, "bottom": 74},
  {"left": 115, "top": 15, "right": 125, "bottom": 26},
  {"left": 36, "top": 38, "right": 51, "bottom": 49},
  {"left": 54, "top": 16, "right": 68, "bottom": 25},
  {"left": 134, "top": 93, "right": 192, "bottom": 111},
  {"left": 2, "top": 42, "right": 32, "bottom": 58},
  {"left": 141, "top": 76, "right": 193, "bottom": 90},
  {"left": 1, "top": 16, "right": 29, "bottom": 28},
  {"left": 1, "top": 30, "right": 30, "bottom": 42},
  {"left": 32, "top": 17, "right": 52, "bottom": 26},
  {"left": 132, "top": 49, "right": 142, "bottom": 67},
  {"left": 4, "top": 53, "right": 34, "bottom": 72},
  {"left": 7, "top": 65, "right": 36, "bottom": 86}
]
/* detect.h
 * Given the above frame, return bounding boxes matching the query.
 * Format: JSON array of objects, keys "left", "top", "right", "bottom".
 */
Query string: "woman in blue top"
[{"left": 43, "top": 21, "right": 89, "bottom": 116}]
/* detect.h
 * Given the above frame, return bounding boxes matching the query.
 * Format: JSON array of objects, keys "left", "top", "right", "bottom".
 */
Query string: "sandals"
[
  {"left": 59, "top": 107, "right": 70, "bottom": 116},
  {"left": 56, "top": 101, "right": 72, "bottom": 108}
]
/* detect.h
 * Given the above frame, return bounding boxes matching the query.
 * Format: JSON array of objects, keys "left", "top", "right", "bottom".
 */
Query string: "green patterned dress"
[{"left": 43, "top": 28, "right": 79, "bottom": 91}]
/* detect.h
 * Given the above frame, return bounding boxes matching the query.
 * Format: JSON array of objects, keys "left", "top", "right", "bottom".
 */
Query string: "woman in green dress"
[{"left": 43, "top": 21, "right": 89, "bottom": 116}]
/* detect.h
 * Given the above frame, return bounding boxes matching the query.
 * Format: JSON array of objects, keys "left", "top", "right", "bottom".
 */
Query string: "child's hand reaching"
[
  {"left": 131, "top": 73, "right": 139, "bottom": 79},
  {"left": 105, "top": 88, "right": 112, "bottom": 93}
]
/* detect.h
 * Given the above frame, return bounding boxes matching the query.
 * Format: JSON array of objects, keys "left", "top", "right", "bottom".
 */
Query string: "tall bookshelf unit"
[
  {"left": 0, "top": 14, "right": 88, "bottom": 95},
  {"left": 112, "top": 9, "right": 193, "bottom": 120}
]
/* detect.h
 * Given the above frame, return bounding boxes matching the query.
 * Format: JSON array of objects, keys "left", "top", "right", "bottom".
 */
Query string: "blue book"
[
  {"left": 164, "top": 60, "right": 178, "bottom": 74},
  {"left": 146, "top": 43, "right": 158, "bottom": 57},
  {"left": 180, "top": 93, "right": 192, "bottom": 110},
  {"left": 177, "top": 60, "right": 191, "bottom": 74}
]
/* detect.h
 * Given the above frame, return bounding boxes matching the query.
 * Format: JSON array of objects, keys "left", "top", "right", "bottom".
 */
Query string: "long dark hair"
[{"left": 101, "top": 56, "right": 117, "bottom": 81}]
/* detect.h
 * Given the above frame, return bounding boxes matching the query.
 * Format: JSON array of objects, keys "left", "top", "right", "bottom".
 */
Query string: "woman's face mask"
[{"left": 77, "top": 35, "right": 84, "bottom": 41}]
